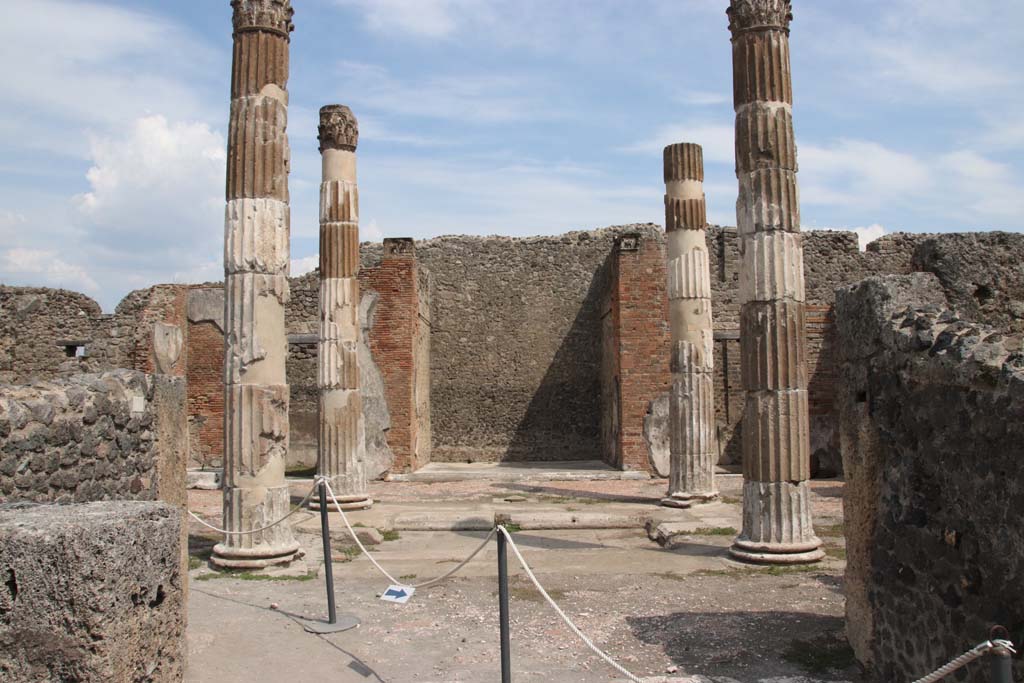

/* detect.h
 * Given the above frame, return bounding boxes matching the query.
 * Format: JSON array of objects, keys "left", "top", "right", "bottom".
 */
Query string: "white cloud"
[
  {"left": 938, "top": 151, "right": 1024, "bottom": 223},
  {"left": 333, "top": 0, "right": 473, "bottom": 38},
  {"left": 675, "top": 91, "right": 730, "bottom": 107},
  {"left": 363, "top": 219, "right": 384, "bottom": 243},
  {"left": 0, "top": 248, "right": 99, "bottom": 293},
  {"left": 0, "top": 0, "right": 218, "bottom": 158},
  {"left": 62, "top": 115, "right": 225, "bottom": 305},
  {"left": 359, "top": 155, "right": 659, "bottom": 236},
  {"left": 335, "top": 61, "right": 558, "bottom": 124},
  {"left": 799, "top": 139, "right": 932, "bottom": 207},
  {"left": 868, "top": 43, "right": 1012, "bottom": 97},
  {"left": 619, "top": 123, "right": 735, "bottom": 163},
  {"left": 290, "top": 256, "right": 319, "bottom": 277}
]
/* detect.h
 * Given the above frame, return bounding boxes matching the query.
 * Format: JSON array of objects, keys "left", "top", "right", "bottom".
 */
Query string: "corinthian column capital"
[
  {"left": 231, "top": 0, "right": 295, "bottom": 38},
  {"left": 319, "top": 105, "right": 359, "bottom": 153},
  {"left": 727, "top": 0, "right": 792, "bottom": 35}
]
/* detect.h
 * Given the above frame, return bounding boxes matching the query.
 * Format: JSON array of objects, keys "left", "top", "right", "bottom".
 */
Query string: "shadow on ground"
[{"left": 627, "top": 610, "right": 854, "bottom": 680}]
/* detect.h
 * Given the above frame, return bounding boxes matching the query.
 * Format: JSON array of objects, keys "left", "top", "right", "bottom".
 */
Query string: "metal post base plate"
[{"left": 298, "top": 614, "right": 361, "bottom": 634}]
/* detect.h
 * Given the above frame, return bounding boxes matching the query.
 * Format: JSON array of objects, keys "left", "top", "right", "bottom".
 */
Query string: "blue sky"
[{"left": 1, "top": 0, "right": 1021, "bottom": 310}]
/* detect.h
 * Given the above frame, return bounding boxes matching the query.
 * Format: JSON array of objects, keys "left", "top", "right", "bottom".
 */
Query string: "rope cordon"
[
  {"left": 323, "top": 478, "right": 496, "bottom": 589},
  {"left": 497, "top": 526, "right": 643, "bottom": 683},
  {"left": 186, "top": 482, "right": 318, "bottom": 535},
  {"left": 911, "top": 639, "right": 1016, "bottom": 683}
]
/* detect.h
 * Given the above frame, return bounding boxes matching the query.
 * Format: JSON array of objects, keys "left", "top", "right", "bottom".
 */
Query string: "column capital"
[
  {"left": 231, "top": 0, "right": 295, "bottom": 38},
  {"left": 727, "top": 0, "right": 792, "bottom": 36},
  {"left": 664, "top": 143, "right": 704, "bottom": 183},
  {"left": 319, "top": 105, "right": 359, "bottom": 153}
]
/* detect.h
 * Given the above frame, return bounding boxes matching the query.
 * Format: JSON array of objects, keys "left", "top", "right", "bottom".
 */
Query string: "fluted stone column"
[
  {"left": 212, "top": 0, "right": 302, "bottom": 569},
  {"left": 661, "top": 143, "right": 718, "bottom": 508},
  {"left": 312, "top": 105, "right": 372, "bottom": 511},
  {"left": 727, "top": 0, "right": 823, "bottom": 564}
]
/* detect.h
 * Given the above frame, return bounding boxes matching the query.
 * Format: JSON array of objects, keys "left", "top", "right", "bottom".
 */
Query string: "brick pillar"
[
  {"left": 728, "top": 0, "right": 823, "bottom": 564},
  {"left": 362, "top": 238, "right": 428, "bottom": 473},
  {"left": 609, "top": 233, "right": 671, "bottom": 472},
  {"left": 213, "top": 0, "right": 301, "bottom": 569}
]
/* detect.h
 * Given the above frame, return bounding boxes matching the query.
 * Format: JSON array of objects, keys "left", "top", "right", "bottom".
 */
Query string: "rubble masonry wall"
[
  {"left": 0, "top": 370, "right": 187, "bottom": 505},
  {"left": 836, "top": 274, "right": 1024, "bottom": 683}
]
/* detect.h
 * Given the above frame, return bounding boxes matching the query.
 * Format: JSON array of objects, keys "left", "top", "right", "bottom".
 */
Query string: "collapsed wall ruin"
[
  {"left": 3, "top": 229, "right": 1023, "bottom": 477},
  {"left": 836, "top": 274, "right": 1024, "bottom": 682},
  {"left": 0, "top": 501, "right": 185, "bottom": 682}
]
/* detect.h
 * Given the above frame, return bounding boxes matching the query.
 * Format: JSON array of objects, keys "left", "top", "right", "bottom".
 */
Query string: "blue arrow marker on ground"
[{"left": 384, "top": 588, "right": 407, "bottom": 599}]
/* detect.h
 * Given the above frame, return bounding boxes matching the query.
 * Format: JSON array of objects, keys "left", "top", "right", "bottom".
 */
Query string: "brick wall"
[
  {"left": 605, "top": 233, "right": 672, "bottom": 471},
  {"left": 186, "top": 320, "right": 223, "bottom": 469}
]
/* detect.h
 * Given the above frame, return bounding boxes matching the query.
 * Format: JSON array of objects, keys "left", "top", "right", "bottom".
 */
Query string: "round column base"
[
  {"left": 210, "top": 541, "right": 304, "bottom": 570},
  {"left": 661, "top": 491, "right": 719, "bottom": 509},
  {"left": 729, "top": 539, "right": 825, "bottom": 565}
]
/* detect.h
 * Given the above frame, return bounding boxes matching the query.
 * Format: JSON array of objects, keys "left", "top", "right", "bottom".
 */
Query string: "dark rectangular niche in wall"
[{"left": 56, "top": 340, "right": 89, "bottom": 358}]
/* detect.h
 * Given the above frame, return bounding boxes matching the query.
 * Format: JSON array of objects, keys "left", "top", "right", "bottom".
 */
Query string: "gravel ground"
[{"left": 186, "top": 478, "right": 853, "bottom": 682}]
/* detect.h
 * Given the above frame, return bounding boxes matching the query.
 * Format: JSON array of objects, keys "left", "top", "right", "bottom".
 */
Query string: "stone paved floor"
[{"left": 186, "top": 476, "right": 850, "bottom": 682}]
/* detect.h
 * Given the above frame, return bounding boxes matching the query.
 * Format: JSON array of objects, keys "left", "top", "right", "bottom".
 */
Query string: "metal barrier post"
[
  {"left": 991, "top": 627, "right": 1013, "bottom": 683},
  {"left": 498, "top": 526, "right": 512, "bottom": 682},
  {"left": 320, "top": 481, "right": 337, "bottom": 624},
  {"left": 298, "top": 481, "right": 359, "bottom": 634}
]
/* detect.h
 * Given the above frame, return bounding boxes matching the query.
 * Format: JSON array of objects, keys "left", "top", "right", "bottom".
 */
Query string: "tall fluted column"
[
  {"left": 661, "top": 143, "right": 718, "bottom": 508},
  {"left": 727, "top": 0, "right": 823, "bottom": 564},
  {"left": 212, "top": 0, "right": 302, "bottom": 569},
  {"left": 313, "top": 105, "right": 372, "bottom": 511}
]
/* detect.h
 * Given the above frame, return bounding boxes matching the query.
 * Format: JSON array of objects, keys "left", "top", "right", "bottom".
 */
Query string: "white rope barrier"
[
  {"left": 497, "top": 526, "right": 643, "bottom": 683},
  {"left": 186, "top": 482, "right": 319, "bottom": 535},
  {"left": 322, "top": 478, "right": 496, "bottom": 590},
  {"left": 911, "top": 639, "right": 1016, "bottom": 683}
]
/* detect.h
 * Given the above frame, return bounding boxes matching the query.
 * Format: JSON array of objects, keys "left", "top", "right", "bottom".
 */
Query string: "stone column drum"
[
  {"left": 212, "top": 0, "right": 302, "bottom": 569},
  {"left": 661, "top": 143, "right": 718, "bottom": 508},
  {"left": 727, "top": 0, "right": 823, "bottom": 563},
  {"left": 313, "top": 105, "right": 372, "bottom": 511}
]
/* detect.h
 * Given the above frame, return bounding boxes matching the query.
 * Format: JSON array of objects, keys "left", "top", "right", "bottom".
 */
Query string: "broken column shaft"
[
  {"left": 213, "top": 0, "right": 301, "bottom": 569},
  {"left": 727, "top": 0, "right": 823, "bottom": 563},
  {"left": 313, "top": 105, "right": 372, "bottom": 511},
  {"left": 662, "top": 143, "right": 718, "bottom": 508}
]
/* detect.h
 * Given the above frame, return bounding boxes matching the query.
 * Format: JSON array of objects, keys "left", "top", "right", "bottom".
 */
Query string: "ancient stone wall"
[
  {"left": 0, "top": 287, "right": 104, "bottom": 384},
  {"left": 0, "top": 370, "right": 187, "bottom": 505},
  {"left": 0, "top": 500, "right": 184, "bottom": 682},
  {"left": 835, "top": 274, "right": 1024, "bottom": 682},
  {"left": 4, "top": 229, "right": 1023, "bottom": 477}
]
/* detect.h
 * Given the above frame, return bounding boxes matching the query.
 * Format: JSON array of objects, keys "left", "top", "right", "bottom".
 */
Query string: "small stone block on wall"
[{"left": 0, "top": 500, "right": 185, "bottom": 682}]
